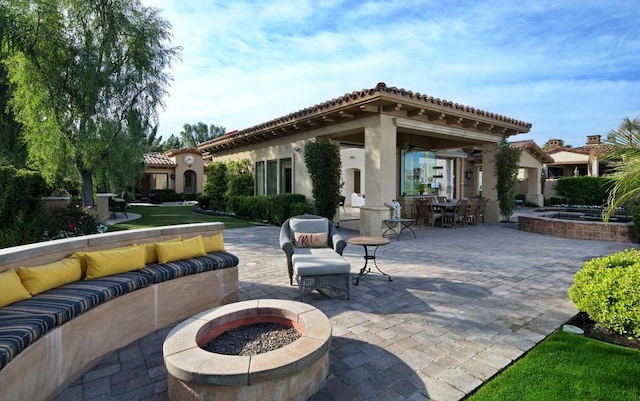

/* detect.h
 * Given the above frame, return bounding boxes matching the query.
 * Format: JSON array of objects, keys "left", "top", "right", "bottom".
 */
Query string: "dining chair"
[
  {"left": 477, "top": 197, "right": 489, "bottom": 225},
  {"left": 467, "top": 198, "right": 479, "bottom": 226},
  {"left": 442, "top": 199, "right": 468, "bottom": 229},
  {"left": 425, "top": 202, "right": 441, "bottom": 229},
  {"left": 414, "top": 199, "right": 429, "bottom": 225}
]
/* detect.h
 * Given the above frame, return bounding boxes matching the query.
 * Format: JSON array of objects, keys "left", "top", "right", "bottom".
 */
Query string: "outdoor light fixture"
[
  {"left": 291, "top": 146, "right": 300, "bottom": 152},
  {"left": 465, "top": 170, "right": 473, "bottom": 179}
]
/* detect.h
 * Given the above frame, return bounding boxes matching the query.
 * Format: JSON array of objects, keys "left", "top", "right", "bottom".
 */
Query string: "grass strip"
[
  {"left": 466, "top": 330, "right": 640, "bottom": 401},
  {"left": 112, "top": 205, "right": 256, "bottom": 230}
]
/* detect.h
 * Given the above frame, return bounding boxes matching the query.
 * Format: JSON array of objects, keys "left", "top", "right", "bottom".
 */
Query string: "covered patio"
[{"left": 198, "top": 83, "right": 532, "bottom": 234}]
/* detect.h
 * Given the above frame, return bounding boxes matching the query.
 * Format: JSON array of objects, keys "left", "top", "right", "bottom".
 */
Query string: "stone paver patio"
[{"left": 55, "top": 217, "right": 630, "bottom": 401}]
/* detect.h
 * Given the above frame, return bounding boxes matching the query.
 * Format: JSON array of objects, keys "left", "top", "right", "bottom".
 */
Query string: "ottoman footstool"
[{"left": 292, "top": 250, "right": 351, "bottom": 302}]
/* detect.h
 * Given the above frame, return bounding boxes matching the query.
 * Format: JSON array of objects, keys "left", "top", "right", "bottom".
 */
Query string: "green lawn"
[
  {"left": 112, "top": 205, "right": 256, "bottom": 230},
  {"left": 466, "top": 330, "right": 640, "bottom": 401}
]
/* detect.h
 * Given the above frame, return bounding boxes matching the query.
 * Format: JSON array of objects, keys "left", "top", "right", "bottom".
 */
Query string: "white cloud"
[{"left": 142, "top": 0, "right": 640, "bottom": 148}]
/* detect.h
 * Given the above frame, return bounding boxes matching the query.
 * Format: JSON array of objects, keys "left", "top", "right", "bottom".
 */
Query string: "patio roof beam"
[
  {"left": 360, "top": 105, "right": 378, "bottom": 113},
  {"left": 394, "top": 117, "right": 504, "bottom": 143}
]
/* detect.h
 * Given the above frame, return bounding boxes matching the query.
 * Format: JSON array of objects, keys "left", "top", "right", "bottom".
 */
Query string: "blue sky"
[{"left": 142, "top": 0, "right": 639, "bottom": 148}]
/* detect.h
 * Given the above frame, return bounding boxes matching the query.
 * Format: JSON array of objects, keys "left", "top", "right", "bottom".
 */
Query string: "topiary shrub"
[{"left": 568, "top": 249, "right": 640, "bottom": 337}]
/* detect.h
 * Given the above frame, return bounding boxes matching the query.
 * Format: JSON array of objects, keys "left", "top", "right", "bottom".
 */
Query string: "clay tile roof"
[
  {"left": 144, "top": 152, "right": 176, "bottom": 167},
  {"left": 509, "top": 140, "right": 554, "bottom": 164},
  {"left": 547, "top": 144, "right": 613, "bottom": 158},
  {"left": 198, "top": 82, "right": 532, "bottom": 150}
]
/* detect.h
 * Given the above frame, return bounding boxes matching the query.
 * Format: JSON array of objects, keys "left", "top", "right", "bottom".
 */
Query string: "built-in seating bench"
[{"left": 0, "top": 223, "right": 239, "bottom": 401}]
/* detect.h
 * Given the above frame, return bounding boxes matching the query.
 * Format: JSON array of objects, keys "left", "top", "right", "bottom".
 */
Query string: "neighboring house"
[
  {"left": 545, "top": 135, "right": 613, "bottom": 178},
  {"left": 197, "top": 82, "right": 531, "bottom": 230},
  {"left": 139, "top": 148, "right": 205, "bottom": 198},
  {"left": 543, "top": 135, "right": 614, "bottom": 202}
]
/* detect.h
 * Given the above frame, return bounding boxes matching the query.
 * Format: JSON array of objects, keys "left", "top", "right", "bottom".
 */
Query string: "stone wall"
[{"left": 518, "top": 215, "right": 638, "bottom": 243}]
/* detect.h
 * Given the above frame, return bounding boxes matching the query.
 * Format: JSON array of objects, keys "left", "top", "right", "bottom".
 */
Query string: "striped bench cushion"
[
  {"left": 0, "top": 313, "right": 57, "bottom": 371},
  {"left": 1, "top": 272, "right": 151, "bottom": 326},
  {"left": 139, "top": 252, "right": 239, "bottom": 283}
]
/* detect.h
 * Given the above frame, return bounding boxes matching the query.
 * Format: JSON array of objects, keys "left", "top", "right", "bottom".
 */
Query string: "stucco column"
[
  {"left": 526, "top": 167, "right": 543, "bottom": 207},
  {"left": 481, "top": 143, "right": 500, "bottom": 223},
  {"left": 360, "top": 115, "right": 397, "bottom": 236}
]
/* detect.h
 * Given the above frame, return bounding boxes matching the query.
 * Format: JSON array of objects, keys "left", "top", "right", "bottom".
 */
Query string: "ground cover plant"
[
  {"left": 466, "top": 330, "right": 640, "bottom": 401},
  {"left": 112, "top": 205, "right": 254, "bottom": 230}
]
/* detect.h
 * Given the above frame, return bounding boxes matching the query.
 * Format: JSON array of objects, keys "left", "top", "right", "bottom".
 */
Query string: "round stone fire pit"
[{"left": 163, "top": 299, "right": 331, "bottom": 401}]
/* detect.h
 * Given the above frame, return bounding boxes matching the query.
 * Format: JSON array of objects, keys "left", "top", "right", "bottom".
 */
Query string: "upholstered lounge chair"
[{"left": 279, "top": 214, "right": 351, "bottom": 301}]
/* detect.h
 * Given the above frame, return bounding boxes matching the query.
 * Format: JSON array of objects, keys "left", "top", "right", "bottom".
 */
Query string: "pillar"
[{"left": 481, "top": 143, "right": 500, "bottom": 223}]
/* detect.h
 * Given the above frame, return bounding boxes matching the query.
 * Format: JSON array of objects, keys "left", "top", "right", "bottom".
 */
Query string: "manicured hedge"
[
  {"left": 555, "top": 176, "right": 612, "bottom": 206},
  {"left": 227, "top": 194, "right": 308, "bottom": 225},
  {"left": 568, "top": 249, "right": 640, "bottom": 337}
]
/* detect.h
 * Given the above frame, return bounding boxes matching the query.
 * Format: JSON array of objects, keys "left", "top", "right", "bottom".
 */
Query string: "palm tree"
[{"left": 603, "top": 116, "right": 640, "bottom": 221}]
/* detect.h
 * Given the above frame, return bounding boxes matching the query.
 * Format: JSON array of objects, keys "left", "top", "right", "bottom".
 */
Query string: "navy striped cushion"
[
  {"left": 139, "top": 252, "right": 239, "bottom": 283},
  {"left": 1, "top": 272, "right": 151, "bottom": 325},
  {"left": 0, "top": 313, "right": 56, "bottom": 371}
]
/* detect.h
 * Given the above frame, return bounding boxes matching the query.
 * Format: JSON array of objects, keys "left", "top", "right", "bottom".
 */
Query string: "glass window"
[
  {"left": 267, "top": 160, "right": 277, "bottom": 195},
  {"left": 150, "top": 173, "right": 168, "bottom": 190},
  {"left": 280, "top": 158, "right": 292, "bottom": 194},
  {"left": 255, "top": 161, "right": 265, "bottom": 195},
  {"left": 548, "top": 167, "right": 564, "bottom": 179},
  {"left": 400, "top": 150, "right": 436, "bottom": 195}
]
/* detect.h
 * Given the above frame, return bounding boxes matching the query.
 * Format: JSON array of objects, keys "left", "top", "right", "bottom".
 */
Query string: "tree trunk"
[{"left": 80, "top": 169, "right": 95, "bottom": 207}]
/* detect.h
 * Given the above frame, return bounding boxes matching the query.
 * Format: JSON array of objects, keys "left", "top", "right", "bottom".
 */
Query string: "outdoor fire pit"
[{"left": 163, "top": 299, "right": 331, "bottom": 401}]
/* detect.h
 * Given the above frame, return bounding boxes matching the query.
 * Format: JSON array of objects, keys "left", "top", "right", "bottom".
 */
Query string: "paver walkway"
[{"left": 55, "top": 219, "right": 630, "bottom": 401}]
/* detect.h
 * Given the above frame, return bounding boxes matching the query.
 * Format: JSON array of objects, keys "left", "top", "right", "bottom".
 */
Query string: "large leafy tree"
[
  {"left": 603, "top": 116, "right": 640, "bottom": 220},
  {"left": 180, "top": 122, "right": 226, "bottom": 148},
  {"left": 2, "top": 0, "right": 180, "bottom": 206},
  {"left": 0, "top": 10, "right": 27, "bottom": 168}
]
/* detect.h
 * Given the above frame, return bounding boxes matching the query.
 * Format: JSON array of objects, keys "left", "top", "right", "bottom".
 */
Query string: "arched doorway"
[{"left": 183, "top": 170, "right": 196, "bottom": 195}]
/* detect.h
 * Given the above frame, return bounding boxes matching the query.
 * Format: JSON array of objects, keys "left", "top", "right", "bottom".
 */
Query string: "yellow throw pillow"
[
  {"left": 155, "top": 236, "right": 206, "bottom": 264},
  {"left": 71, "top": 251, "right": 89, "bottom": 278},
  {"left": 202, "top": 233, "right": 225, "bottom": 253},
  {"left": 143, "top": 236, "right": 181, "bottom": 264},
  {"left": 84, "top": 245, "right": 146, "bottom": 280},
  {"left": 0, "top": 269, "right": 31, "bottom": 307},
  {"left": 18, "top": 258, "right": 82, "bottom": 295}
]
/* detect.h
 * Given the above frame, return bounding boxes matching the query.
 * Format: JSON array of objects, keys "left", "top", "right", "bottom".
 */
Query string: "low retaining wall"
[
  {"left": 518, "top": 215, "right": 638, "bottom": 243},
  {"left": 0, "top": 223, "right": 239, "bottom": 401}
]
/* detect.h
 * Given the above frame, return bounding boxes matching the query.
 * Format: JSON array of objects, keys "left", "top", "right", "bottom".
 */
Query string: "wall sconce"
[
  {"left": 465, "top": 170, "right": 473, "bottom": 180},
  {"left": 291, "top": 146, "right": 300, "bottom": 152},
  {"left": 170, "top": 174, "right": 176, "bottom": 180}
]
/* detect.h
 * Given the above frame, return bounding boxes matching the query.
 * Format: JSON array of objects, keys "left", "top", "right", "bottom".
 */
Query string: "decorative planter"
[{"left": 163, "top": 299, "right": 331, "bottom": 401}]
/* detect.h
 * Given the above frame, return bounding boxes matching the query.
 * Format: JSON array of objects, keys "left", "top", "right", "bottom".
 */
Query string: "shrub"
[
  {"left": 203, "top": 162, "right": 228, "bottom": 211},
  {"left": 555, "top": 176, "right": 612, "bottom": 206},
  {"left": 494, "top": 140, "right": 521, "bottom": 221},
  {"left": 631, "top": 203, "right": 640, "bottom": 239},
  {"left": 38, "top": 205, "right": 106, "bottom": 241},
  {"left": 227, "top": 194, "right": 308, "bottom": 224},
  {"left": 568, "top": 249, "right": 640, "bottom": 337},
  {"left": 196, "top": 194, "right": 211, "bottom": 210},
  {"left": 304, "top": 141, "right": 342, "bottom": 219},
  {"left": 290, "top": 201, "right": 315, "bottom": 217}
]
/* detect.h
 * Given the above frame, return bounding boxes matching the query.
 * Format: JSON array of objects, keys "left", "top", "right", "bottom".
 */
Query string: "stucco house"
[
  {"left": 545, "top": 135, "right": 613, "bottom": 178},
  {"left": 197, "top": 82, "right": 531, "bottom": 234},
  {"left": 139, "top": 148, "right": 205, "bottom": 199}
]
